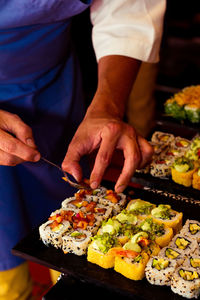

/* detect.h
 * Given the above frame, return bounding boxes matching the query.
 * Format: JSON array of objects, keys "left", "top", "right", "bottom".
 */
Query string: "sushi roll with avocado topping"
[
  {"left": 164, "top": 99, "right": 186, "bottom": 121},
  {"left": 160, "top": 146, "right": 184, "bottom": 163},
  {"left": 169, "top": 235, "right": 198, "bottom": 256},
  {"left": 186, "top": 136, "right": 200, "bottom": 161},
  {"left": 114, "top": 251, "right": 149, "bottom": 281},
  {"left": 145, "top": 256, "right": 178, "bottom": 286},
  {"left": 150, "top": 204, "right": 183, "bottom": 234},
  {"left": 139, "top": 217, "right": 174, "bottom": 248},
  {"left": 171, "top": 157, "right": 198, "bottom": 187},
  {"left": 192, "top": 167, "right": 200, "bottom": 190},
  {"left": 62, "top": 229, "right": 92, "bottom": 255},
  {"left": 180, "top": 219, "right": 200, "bottom": 242},
  {"left": 151, "top": 131, "right": 175, "bottom": 145},
  {"left": 171, "top": 266, "right": 200, "bottom": 299},
  {"left": 126, "top": 199, "right": 156, "bottom": 219},
  {"left": 87, "top": 232, "right": 121, "bottom": 269},
  {"left": 184, "top": 104, "right": 200, "bottom": 123},
  {"left": 113, "top": 235, "right": 149, "bottom": 280}
]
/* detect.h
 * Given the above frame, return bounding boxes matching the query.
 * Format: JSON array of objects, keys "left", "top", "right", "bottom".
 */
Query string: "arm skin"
[{"left": 62, "top": 55, "right": 154, "bottom": 192}]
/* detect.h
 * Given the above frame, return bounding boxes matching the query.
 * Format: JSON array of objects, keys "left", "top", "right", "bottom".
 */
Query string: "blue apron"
[{"left": 0, "top": 0, "right": 93, "bottom": 270}]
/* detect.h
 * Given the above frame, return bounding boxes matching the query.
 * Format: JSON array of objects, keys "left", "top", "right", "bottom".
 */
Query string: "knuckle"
[
  {"left": 5, "top": 141, "right": 17, "bottom": 154},
  {"left": 106, "top": 121, "right": 121, "bottom": 135}
]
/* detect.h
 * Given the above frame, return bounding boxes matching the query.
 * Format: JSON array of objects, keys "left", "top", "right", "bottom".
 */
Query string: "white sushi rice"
[
  {"left": 171, "top": 266, "right": 200, "bottom": 299},
  {"left": 145, "top": 256, "right": 178, "bottom": 286}
]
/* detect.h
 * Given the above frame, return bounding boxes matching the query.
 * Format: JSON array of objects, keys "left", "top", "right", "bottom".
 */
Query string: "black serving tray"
[{"left": 12, "top": 181, "right": 200, "bottom": 300}]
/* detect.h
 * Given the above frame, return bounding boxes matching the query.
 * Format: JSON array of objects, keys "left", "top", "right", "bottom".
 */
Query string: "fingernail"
[
  {"left": 34, "top": 153, "right": 41, "bottom": 162},
  {"left": 26, "top": 138, "right": 36, "bottom": 148},
  {"left": 115, "top": 185, "right": 126, "bottom": 193},
  {"left": 90, "top": 181, "right": 98, "bottom": 189}
]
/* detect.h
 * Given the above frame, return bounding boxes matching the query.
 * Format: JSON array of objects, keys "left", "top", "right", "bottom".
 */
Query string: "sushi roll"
[
  {"left": 172, "top": 136, "right": 191, "bottom": 152},
  {"left": 160, "top": 146, "right": 184, "bottom": 163},
  {"left": 145, "top": 256, "right": 178, "bottom": 286},
  {"left": 184, "top": 104, "right": 200, "bottom": 124},
  {"left": 192, "top": 167, "right": 200, "bottom": 190},
  {"left": 180, "top": 219, "right": 200, "bottom": 242},
  {"left": 171, "top": 157, "right": 198, "bottom": 187},
  {"left": 159, "top": 246, "right": 184, "bottom": 266},
  {"left": 62, "top": 229, "right": 92, "bottom": 255},
  {"left": 169, "top": 235, "right": 198, "bottom": 256},
  {"left": 150, "top": 158, "right": 173, "bottom": 178},
  {"left": 186, "top": 136, "right": 200, "bottom": 161},
  {"left": 150, "top": 204, "right": 183, "bottom": 234},
  {"left": 61, "top": 196, "right": 98, "bottom": 210},
  {"left": 171, "top": 266, "right": 200, "bottom": 299},
  {"left": 184, "top": 255, "right": 200, "bottom": 270},
  {"left": 87, "top": 233, "right": 121, "bottom": 269},
  {"left": 164, "top": 98, "right": 186, "bottom": 121},
  {"left": 39, "top": 218, "right": 71, "bottom": 249},
  {"left": 151, "top": 131, "right": 175, "bottom": 145},
  {"left": 98, "top": 190, "right": 127, "bottom": 215},
  {"left": 126, "top": 199, "right": 156, "bottom": 219},
  {"left": 139, "top": 217, "right": 174, "bottom": 248},
  {"left": 114, "top": 251, "right": 149, "bottom": 281}
]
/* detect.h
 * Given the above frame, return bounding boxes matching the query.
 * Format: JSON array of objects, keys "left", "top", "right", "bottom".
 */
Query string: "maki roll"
[
  {"left": 150, "top": 158, "right": 173, "bottom": 178},
  {"left": 184, "top": 256, "right": 200, "bottom": 270},
  {"left": 180, "top": 219, "right": 200, "bottom": 242},
  {"left": 145, "top": 256, "right": 178, "bottom": 286},
  {"left": 114, "top": 251, "right": 149, "bottom": 281},
  {"left": 151, "top": 131, "right": 175, "bottom": 145},
  {"left": 126, "top": 199, "right": 156, "bottom": 219},
  {"left": 164, "top": 98, "right": 186, "bottom": 121},
  {"left": 139, "top": 217, "right": 174, "bottom": 248},
  {"left": 160, "top": 146, "right": 184, "bottom": 163},
  {"left": 159, "top": 246, "right": 184, "bottom": 266},
  {"left": 171, "top": 266, "right": 200, "bottom": 299},
  {"left": 39, "top": 217, "right": 71, "bottom": 249},
  {"left": 169, "top": 235, "right": 198, "bottom": 256},
  {"left": 171, "top": 157, "right": 198, "bottom": 187},
  {"left": 98, "top": 190, "right": 127, "bottom": 215},
  {"left": 192, "top": 167, "right": 200, "bottom": 190},
  {"left": 184, "top": 104, "right": 200, "bottom": 123},
  {"left": 62, "top": 229, "right": 92, "bottom": 255},
  {"left": 185, "top": 136, "right": 200, "bottom": 161},
  {"left": 150, "top": 204, "right": 183, "bottom": 234},
  {"left": 87, "top": 233, "right": 121, "bottom": 269},
  {"left": 172, "top": 136, "right": 191, "bottom": 152}
]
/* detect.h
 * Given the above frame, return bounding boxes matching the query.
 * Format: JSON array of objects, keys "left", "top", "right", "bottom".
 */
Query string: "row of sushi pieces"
[
  {"left": 164, "top": 85, "right": 200, "bottom": 123},
  {"left": 39, "top": 186, "right": 127, "bottom": 255},
  {"left": 138, "top": 131, "right": 200, "bottom": 189},
  {"left": 145, "top": 219, "right": 200, "bottom": 299},
  {"left": 87, "top": 198, "right": 183, "bottom": 281}
]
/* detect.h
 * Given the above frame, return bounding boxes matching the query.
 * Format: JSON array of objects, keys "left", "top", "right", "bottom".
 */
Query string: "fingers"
[
  {"left": 0, "top": 149, "right": 24, "bottom": 166},
  {"left": 114, "top": 134, "right": 141, "bottom": 193},
  {"left": 62, "top": 142, "right": 84, "bottom": 182},
  {"left": 0, "top": 111, "right": 36, "bottom": 148},
  {"left": 90, "top": 123, "right": 120, "bottom": 189},
  {"left": 0, "top": 129, "right": 40, "bottom": 164},
  {"left": 137, "top": 135, "right": 154, "bottom": 168}
]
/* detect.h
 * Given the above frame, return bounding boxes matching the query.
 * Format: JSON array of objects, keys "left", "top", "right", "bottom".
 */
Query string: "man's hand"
[
  {"left": 62, "top": 112, "right": 153, "bottom": 193},
  {"left": 0, "top": 110, "right": 40, "bottom": 166},
  {"left": 62, "top": 55, "right": 154, "bottom": 192}
]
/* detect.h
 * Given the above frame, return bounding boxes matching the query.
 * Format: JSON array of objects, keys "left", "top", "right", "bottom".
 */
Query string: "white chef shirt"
[{"left": 90, "top": 0, "right": 166, "bottom": 63}]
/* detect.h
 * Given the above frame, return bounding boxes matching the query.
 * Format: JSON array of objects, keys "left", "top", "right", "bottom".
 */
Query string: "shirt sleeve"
[{"left": 90, "top": 0, "right": 166, "bottom": 63}]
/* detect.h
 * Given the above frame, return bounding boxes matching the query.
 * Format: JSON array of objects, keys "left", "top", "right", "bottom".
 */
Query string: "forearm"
[{"left": 85, "top": 55, "right": 141, "bottom": 119}]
